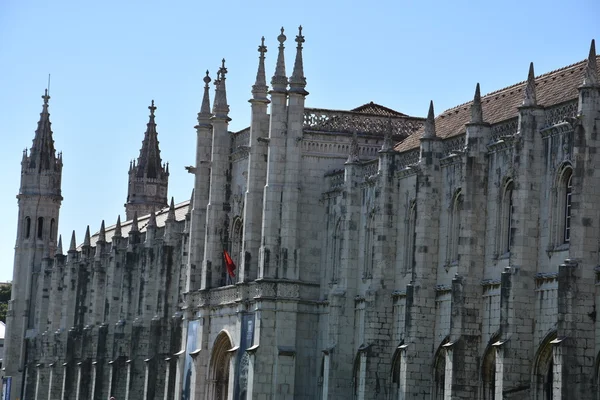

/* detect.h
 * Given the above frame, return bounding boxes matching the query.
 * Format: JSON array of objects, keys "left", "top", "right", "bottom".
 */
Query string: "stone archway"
[
  {"left": 533, "top": 331, "right": 557, "bottom": 400},
  {"left": 209, "top": 332, "right": 233, "bottom": 400}
]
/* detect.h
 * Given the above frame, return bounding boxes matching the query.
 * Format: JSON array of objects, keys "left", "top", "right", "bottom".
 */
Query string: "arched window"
[
  {"left": 482, "top": 346, "right": 496, "bottom": 400},
  {"left": 363, "top": 214, "right": 375, "bottom": 279},
  {"left": 550, "top": 165, "right": 573, "bottom": 247},
  {"left": 24, "top": 217, "right": 31, "bottom": 239},
  {"left": 563, "top": 171, "right": 573, "bottom": 243},
  {"left": 534, "top": 332, "right": 556, "bottom": 400},
  {"left": 447, "top": 190, "right": 462, "bottom": 264},
  {"left": 37, "top": 217, "right": 44, "bottom": 240},
  {"left": 433, "top": 347, "right": 446, "bottom": 400},
  {"left": 231, "top": 218, "right": 243, "bottom": 282},
  {"left": 332, "top": 220, "right": 343, "bottom": 284},
  {"left": 499, "top": 180, "right": 514, "bottom": 254},
  {"left": 404, "top": 201, "right": 416, "bottom": 276},
  {"left": 50, "top": 218, "right": 55, "bottom": 240}
]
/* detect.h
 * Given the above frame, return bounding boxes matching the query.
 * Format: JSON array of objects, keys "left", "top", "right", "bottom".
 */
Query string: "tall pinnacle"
[
  {"left": 148, "top": 207, "right": 157, "bottom": 228},
  {"left": 166, "top": 197, "right": 176, "bottom": 222},
  {"left": 583, "top": 39, "right": 598, "bottom": 86},
  {"left": 346, "top": 132, "right": 360, "bottom": 164},
  {"left": 114, "top": 215, "right": 122, "bottom": 238},
  {"left": 197, "top": 71, "right": 212, "bottom": 126},
  {"left": 69, "top": 230, "right": 77, "bottom": 252},
  {"left": 136, "top": 100, "right": 165, "bottom": 179},
  {"left": 212, "top": 59, "right": 231, "bottom": 119},
  {"left": 83, "top": 225, "right": 91, "bottom": 247},
  {"left": 470, "top": 83, "right": 483, "bottom": 123},
  {"left": 131, "top": 212, "right": 139, "bottom": 232},
  {"left": 252, "top": 37, "right": 269, "bottom": 101},
  {"left": 29, "top": 89, "right": 57, "bottom": 171},
  {"left": 523, "top": 63, "right": 537, "bottom": 107},
  {"left": 271, "top": 27, "right": 288, "bottom": 92},
  {"left": 422, "top": 101, "right": 437, "bottom": 139},
  {"left": 98, "top": 220, "right": 106, "bottom": 242},
  {"left": 289, "top": 26, "right": 308, "bottom": 95},
  {"left": 56, "top": 235, "right": 63, "bottom": 256}
]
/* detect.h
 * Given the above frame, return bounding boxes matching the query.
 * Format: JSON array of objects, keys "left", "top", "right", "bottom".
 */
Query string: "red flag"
[{"left": 223, "top": 250, "right": 236, "bottom": 278}]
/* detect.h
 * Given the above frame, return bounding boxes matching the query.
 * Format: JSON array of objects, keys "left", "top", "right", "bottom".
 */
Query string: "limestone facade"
[{"left": 3, "top": 29, "right": 600, "bottom": 400}]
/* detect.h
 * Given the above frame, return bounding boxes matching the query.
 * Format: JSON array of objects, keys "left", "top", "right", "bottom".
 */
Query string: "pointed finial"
[
  {"left": 212, "top": 60, "right": 230, "bottom": 118},
  {"left": 56, "top": 235, "right": 63, "bottom": 256},
  {"left": 149, "top": 100, "right": 156, "bottom": 117},
  {"left": 148, "top": 207, "right": 157, "bottom": 228},
  {"left": 167, "top": 197, "right": 176, "bottom": 221},
  {"left": 69, "top": 230, "right": 77, "bottom": 252},
  {"left": 131, "top": 212, "right": 139, "bottom": 232},
  {"left": 583, "top": 39, "right": 598, "bottom": 86},
  {"left": 114, "top": 215, "right": 122, "bottom": 237},
  {"left": 289, "top": 25, "right": 308, "bottom": 95},
  {"left": 422, "top": 101, "right": 437, "bottom": 139},
  {"left": 197, "top": 70, "right": 213, "bottom": 125},
  {"left": 83, "top": 225, "right": 91, "bottom": 246},
  {"left": 252, "top": 37, "right": 269, "bottom": 100},
  {"left": 470, "top": 83, "right": 483, "bottom": 123},
  {"left": 523, "top": 62, "right": 537, "bottom": 106},
  {"left": 271, "top": 27, "right": 288, "bottom": 92},
  {"left": 346, "top": 132, "right": 360, "bottom": 164},
  {"left": 42, "top": 89, "right": 50, "bottom": 106},
  {"left": 98, "top": 220, "right": 106, "bottom": 242}
]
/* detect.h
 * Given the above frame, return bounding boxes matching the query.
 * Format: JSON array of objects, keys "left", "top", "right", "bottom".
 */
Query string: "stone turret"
[
  {"left": 4, "top": 89, "right": 64, "bottom": 398},
  {"left": 125, "top": 100, "right": 169, "bottom": 220}
]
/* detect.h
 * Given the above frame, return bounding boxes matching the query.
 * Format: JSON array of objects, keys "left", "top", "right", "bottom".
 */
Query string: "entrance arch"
[
  {"left": 533, "top": 331, "right": 557, "bottom": 400},
  {"left": 209, "top": 331, "right": 233, "bottom": 400}
]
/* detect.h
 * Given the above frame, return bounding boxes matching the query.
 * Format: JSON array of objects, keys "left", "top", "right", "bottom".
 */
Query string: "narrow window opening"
[
  {"left": 50, "top": 218, "right": 55, "bottom": 240},
  {"left": 37, "top": 217, "right": 44, "bottom": 239},
  {"left": 564, "top": 174, "right": 572, "bottom": 243},
  {"left": 25, "top": 217, "right": 31, "bottom": 239}
]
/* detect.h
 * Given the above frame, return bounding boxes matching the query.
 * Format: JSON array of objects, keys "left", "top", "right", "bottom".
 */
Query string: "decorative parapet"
[
  {"left": 544, "top": 100, "right": 578, "bottom": 129},
  {"left": 442, "top": 135, "right": 466, "bottom": 156},
  {"left": 396, "top": 149, "right": 419, "bottom": 169},
  {"left": 362, "top": 159, "right": 379, "bottom": 180},
  {"left": 325, "top": 169, "right": 345, "bottom": 191},
  {"left": 303, "top": 108, "right": 424, "bottom": 137},
  {"left": 490, "top": 118, "right": 519, "bottom": 143}
]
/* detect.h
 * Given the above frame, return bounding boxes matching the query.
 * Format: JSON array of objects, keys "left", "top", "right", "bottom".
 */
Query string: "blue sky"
[{"left": 0, "top": 0, "right": 598, "bottom": 281}]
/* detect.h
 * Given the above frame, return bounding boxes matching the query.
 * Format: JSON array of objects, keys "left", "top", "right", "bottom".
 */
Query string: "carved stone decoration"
[
  {"left": 238, "top": 352, "right": 250, "bottom": 396},
  {"left": 277, "top": 283, "right": 300, "bottom": 298},
  {"left": 544, "top": 101, "right": 578, "bottom": 128},
  {"left": 491, "top": 118, "right": 519, "bottom": 142},
  {"left": 303, "top": 108, "right": 423, "bottom": 137}
]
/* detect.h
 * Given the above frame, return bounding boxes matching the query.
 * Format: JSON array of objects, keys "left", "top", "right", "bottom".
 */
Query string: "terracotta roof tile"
[
  {"left": 351, "top": 101, "right": 407, "bottom": 117},
  {"left": 394, "top": 56, "right": 600, "bottom": 153}
]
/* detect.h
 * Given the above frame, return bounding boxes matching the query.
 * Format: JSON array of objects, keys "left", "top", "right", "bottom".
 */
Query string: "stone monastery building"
[{"left": 4, "top": 28, "right": 600, "bottom": 399}]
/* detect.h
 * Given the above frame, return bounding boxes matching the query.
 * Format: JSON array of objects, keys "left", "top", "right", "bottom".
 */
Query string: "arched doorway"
[
  {"left": 481, "top": 345, "right": 496, "bottom": 400},
  {"left": 209, "top": 332, "right": 233, "bottom": 400}
]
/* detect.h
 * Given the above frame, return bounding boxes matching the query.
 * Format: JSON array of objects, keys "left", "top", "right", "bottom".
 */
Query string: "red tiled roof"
[
  {"left": 351, "top": 101, "right": 407, "bottom": 117},
  {"left": 394, "top": 56, "right": 600, "bottom": 152}
]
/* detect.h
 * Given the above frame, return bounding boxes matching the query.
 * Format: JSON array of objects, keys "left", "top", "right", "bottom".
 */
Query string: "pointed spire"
[
  {"left": 69, "top": 230, "right": 77, "bottom": 252},
  {"left": 131, "top": 212, "right": 139, "bottom": 232},
  {"left": 346, "top": 132, "right": 360, "bottom": 164},
  {"left": 271, "top": 27, "right": 288, "bottom": 92},
  {"left": 212, "top": 59, "right": 231, "bottom": 119},
  {"left": 187, "top": 188, "right": 195, "bottom": 215},
  {"left": 83, "top": 225, "right": 91, "bottom": 247},
  {"left": 470, "top": 83, "right": 483, "bottom": 123},
  {"left": 197, "top": 71, "right": 212, "bottom": 126},
  {"left": 422, "top": 101, "right": 437, "bottom": 139},
  {"left": 583, "top": 39, "right": 598, "bottom": 86},
  {"left": 114, "top": 215, "right": 122, "bottom": 238},
  {"left": 289, "top": 26, "right": 307, "bottom": 95},
  {"left": 134, "top": 100, "right": 165, "bottom": 179},
  {"left": 29, "top": 89, "right": 57, "bottom": 171},
  {"left": 148, "top": 207, "right": 157, "bottom": 228},
  {"left": 523, "top": 62, "right": 537, "bottom": 107},
  {"left": 98, "top": 220, "right": 106, "bottom": 242},
  {"left": 166, "top": 197, "right": 176, "bottom": 222},
  {"left": 56, "top": 235, "right": 63, "bottom": 256},
  {"left": 252, "top": 37, "right": 269, "bottom": 100}
]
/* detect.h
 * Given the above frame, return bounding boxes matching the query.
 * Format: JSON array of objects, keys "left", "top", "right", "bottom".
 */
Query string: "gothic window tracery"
[{"left": 550, "top": 164, "right": 573, "bottom": 248}]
